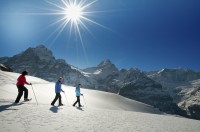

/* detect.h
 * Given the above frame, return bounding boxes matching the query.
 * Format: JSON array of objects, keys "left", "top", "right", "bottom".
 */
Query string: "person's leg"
[
  {"left": 51, "top": 93, "right": 59, "bottom": 105},
  {"left": 58, "top": 93, "right": 63, "bottom": 105},
  {"left": 77, "top": 96, "right": 82, "bottom": 107},
  {"left": 73, "top": 96, "right": 79, "bottom": 106},
  {"left": 23, "top": 86, "right": 28, "bottom": 100},
  {"left": 15, "top": 86, "right": 23, "bottom": 103}
]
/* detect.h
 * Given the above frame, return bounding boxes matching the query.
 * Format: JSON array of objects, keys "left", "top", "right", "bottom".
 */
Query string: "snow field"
[{"left": 0, "top": 70, "right": 200, "bottom": 132}]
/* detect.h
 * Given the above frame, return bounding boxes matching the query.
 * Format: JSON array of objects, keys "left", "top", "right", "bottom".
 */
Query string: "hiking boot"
[
  {"left": 13, "top": 102, "right": 19, "bottom": 105},
  {"left": 24, "top": 98, "right": 31, "bottom": 102},
  {"left": 58, "top": 104, "right": 63, "bottom": 106}
]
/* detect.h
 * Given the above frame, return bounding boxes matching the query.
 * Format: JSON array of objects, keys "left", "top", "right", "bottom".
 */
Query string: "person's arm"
[
  {"left": 60, "top": 82, "right": 64, "bottom": 92},
  {"left": 24, "top": 76, "right": 31, "bottom": 85}
]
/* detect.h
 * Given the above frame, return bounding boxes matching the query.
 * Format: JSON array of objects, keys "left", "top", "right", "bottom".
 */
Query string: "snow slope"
[{"left": 0, "top": 71, "right": 200, "bottom": 132}]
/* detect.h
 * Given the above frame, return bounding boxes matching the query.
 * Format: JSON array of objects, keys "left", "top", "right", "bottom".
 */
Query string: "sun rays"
[
  {"left": 14, "top": 0, "right": 110, "bottom": 66},
  {"left": 42, "top": 0, "right": 107, "bottom": 44}
]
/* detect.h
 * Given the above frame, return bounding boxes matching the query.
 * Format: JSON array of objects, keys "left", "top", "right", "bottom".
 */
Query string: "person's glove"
[
  {"left": 29, "top": 83, "right": 32, "bottom": 85},
  {"left": 62, "top": 91, "right": 65, "bottom": 93},
  {"left": 81, "top": 94, "right": 83, "bottom": 96}
]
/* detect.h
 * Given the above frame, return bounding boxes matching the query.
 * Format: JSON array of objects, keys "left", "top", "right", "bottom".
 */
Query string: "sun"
[{"left": 65, "top": 3, "right": 83, "bottom": 22}]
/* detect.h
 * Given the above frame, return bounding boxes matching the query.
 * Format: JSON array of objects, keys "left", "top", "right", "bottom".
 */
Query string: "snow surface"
[{"left": 0, "top": 70, "right": 200, "bottom": 132}]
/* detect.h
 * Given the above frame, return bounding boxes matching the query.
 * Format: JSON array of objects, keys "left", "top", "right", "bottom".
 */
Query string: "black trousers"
[
  {"left": 51, "top": 93, "right": 62, "bottom": 105},
  {"left": 15, "top": 85, "right": 28, "bottom": 103},
  {"left": 73, "top": 96, "right": 81, "bottom": 106}
]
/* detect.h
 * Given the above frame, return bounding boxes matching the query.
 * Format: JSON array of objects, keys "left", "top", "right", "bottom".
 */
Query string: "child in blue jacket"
[
  {"left": 51, "top": 77, "right": 64, "bottom": 106},
  {"left": 73, "top": 84, "right": 83, "bottom": 107}
]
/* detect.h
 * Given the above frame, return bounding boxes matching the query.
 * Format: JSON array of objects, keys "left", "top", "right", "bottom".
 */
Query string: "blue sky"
[{"left": 0, "top": 0, "right": 200, "bottom": 71}]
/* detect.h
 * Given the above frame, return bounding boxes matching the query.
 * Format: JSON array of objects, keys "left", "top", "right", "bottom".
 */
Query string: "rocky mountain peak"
[
  {"left": 98, "top": 59, "right": 112, "bottom": 67},
  {"left": 36, "top": 44, "right": 46, "bottom": 49},
  {"left": 98, "top": 59, "right": 118, "bottom": 71},
  {"left": 32, "top": 44, "right": 55, "bottom": 61}
]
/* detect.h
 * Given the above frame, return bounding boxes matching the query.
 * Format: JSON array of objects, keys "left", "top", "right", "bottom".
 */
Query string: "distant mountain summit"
[
  {"left": 83, "top": 59, "right": 118, "bottom": 80},
  {"left": 98, "top": 59, "right": 115, "bottom": 67},
  {"left": 31, "top": 45, "right": 55, "bottom": 62},
  {"left": 0, "top": 45, "right": 55, "bottom": 74}
]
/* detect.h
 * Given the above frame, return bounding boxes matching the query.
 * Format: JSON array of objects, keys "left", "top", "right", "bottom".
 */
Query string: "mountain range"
[{"left": 0, "top": 45, "right": 200, "bottom": 119}]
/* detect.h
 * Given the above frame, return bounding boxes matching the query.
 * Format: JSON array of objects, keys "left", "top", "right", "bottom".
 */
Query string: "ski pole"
[
  {"left": 63, "top": 92, "right": 69, "bottom": 106},
  {"left": 82, "top": 94, "right": 87, "bottom": 107},
  {"left": 31, "top": 85, "right": 38, "bottom": 105}
]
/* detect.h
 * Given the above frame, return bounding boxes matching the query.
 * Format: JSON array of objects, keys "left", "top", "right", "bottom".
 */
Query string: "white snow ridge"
[{"left": 0, "top": 71, "right": 200, "bottom": 132}]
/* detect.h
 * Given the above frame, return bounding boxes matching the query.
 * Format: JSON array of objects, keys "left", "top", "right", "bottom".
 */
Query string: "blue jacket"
[
  {"left": 55, "top": 81, "right": 64, "bottom": 93},
  {"left": 75, "top": 87, "right": 81, "bottom": 96}
]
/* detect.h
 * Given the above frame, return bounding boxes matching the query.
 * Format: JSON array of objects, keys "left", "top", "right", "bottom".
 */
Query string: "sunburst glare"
[
  {"left": 18, "top": 0, "right": 110, "bottom": 65},
  {"left": 43, "top": 0, "right": 107, "bottom": 44},
  {"left": 65, "top": 3, "right": 83, "bottom": 22}
]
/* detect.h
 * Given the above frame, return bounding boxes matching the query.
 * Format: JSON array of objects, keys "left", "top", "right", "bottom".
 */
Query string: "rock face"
[
  {"left": 0, "top": 64, "right": 13, "bottom": 72},
  {"left": 1, "top": 45, "right": 200, "bottom": 119},
  {"left": 188, "top": 104, "right": 200, "bottom": 120}
]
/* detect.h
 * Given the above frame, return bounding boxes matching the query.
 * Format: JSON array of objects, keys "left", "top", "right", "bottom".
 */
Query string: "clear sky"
[{"left": 0, "top": 0, "right": 200, "bottom": 71}]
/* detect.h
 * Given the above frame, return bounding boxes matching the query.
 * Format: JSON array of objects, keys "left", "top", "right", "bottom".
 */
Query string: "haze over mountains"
[{"left": 0, "top": 45, "right": 200, "bottom": 120}]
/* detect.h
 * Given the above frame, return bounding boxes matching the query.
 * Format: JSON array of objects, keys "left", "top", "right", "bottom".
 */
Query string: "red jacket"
[{"left": 16, "top": 75, "right": 29, "bottom": 86}]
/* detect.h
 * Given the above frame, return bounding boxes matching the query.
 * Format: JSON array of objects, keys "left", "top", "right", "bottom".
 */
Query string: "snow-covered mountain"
[
  {"left": 0, "top": 46, "right": 159, "bottom": 93},
  {"left": 84, "top": 66, "right": 184, "bottom": 115},
  {"left": 0, "top": 45, "right": 94, "bottom": 87},
  {"left": 147, "top": 68, "right": 200, "bottom": 119},
  {"left": 146, "top": 68, "right": 200, "bottom": 89},
  {"left": 1, "top": 70, "right": 200, "bottom": 132},
  {"left": 1, "top": 45, "right": 200, "bottom": 119}
]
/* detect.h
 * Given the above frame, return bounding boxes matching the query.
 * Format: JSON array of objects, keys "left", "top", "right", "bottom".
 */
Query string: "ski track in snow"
[{"left": 0, "top": 71, "right": 200, "bottom": 132}]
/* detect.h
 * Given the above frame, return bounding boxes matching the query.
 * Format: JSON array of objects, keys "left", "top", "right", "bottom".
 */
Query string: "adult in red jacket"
[{"left": 15, "top": 71, "right": 32, "bottom": 103}]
